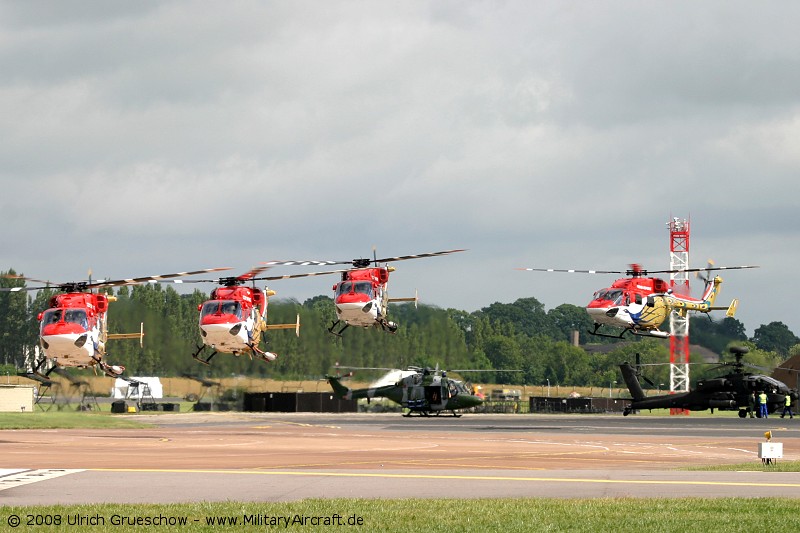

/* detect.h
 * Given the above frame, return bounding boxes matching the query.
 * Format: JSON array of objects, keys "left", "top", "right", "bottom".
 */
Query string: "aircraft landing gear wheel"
[
  {"left": 738, "top": 409, "right": 747, "bottom": 418},
  {"left": 623, "top": 409, "right": 631, "bottom": 416}
]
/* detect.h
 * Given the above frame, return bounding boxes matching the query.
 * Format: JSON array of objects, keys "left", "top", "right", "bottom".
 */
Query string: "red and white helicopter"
[
  {"left": 189, "top": 266, "right": 301, "bottom": 365},
  {"left": 264, "top": 249, "right": 465, "bottom": 336},
  {"left": 518, "top": 263, "right": 758, "bottom": 338},
  {"left": 1, "top": 268, "right": 231, "bottom": 377}
]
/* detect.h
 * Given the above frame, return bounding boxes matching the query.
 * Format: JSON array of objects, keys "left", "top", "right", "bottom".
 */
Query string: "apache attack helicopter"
[
  {"left": 326, "top": 366, "right": 484, "bottom": 417},
  {"left": 619, "top": 347, "right": 797, "bottom": 418}
]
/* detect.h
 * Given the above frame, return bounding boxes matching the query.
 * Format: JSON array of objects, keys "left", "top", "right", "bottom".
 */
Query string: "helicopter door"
[{"left": 425, "top": 386, "right": 443, "bottom": 405}]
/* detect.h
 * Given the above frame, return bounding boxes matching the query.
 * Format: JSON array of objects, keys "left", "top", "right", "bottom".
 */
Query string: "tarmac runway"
[{"left": 1, "top": 412, "right": 798, "bottom": 504}]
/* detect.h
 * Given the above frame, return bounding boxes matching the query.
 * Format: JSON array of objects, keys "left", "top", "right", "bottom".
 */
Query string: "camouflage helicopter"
[
  {"left": 620, "top": 347, "right": 797, "bottom": 418},
  {"left": 326, "top": 366, "right": 485, "bottom": 417}
]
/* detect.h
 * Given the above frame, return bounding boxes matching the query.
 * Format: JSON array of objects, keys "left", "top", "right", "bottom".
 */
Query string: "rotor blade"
[
  {"left": 0, "top": 286, "right": 42, "bottom": 293},
  {"left": 237, "top": 266, "right": 272, "bottom": 282},
  {"left": 264, "top": 249, "right": 466, "bottom": 268},
  {"left": 644, "top": 265, "right": 760, "bottom": 275},
  {"left": 448, "top": 369, "right": 522, "bottom": 373},
  {"left": 740, "top": 361, "right": 773, "bottom": 372},
  {"left": 255, "top": 269, "right": 350, "bottom": 281},
  {"left": 639, "top": 374, "right": 656, "bottom": 387},
  {"left": 516, "top": 268, "right": 625, "bottom": 274},
  {"left": 1, "top": 274, "right": 60, "bottom": 285},
  {"left": 263, "top": 260, "right": 345, "bottom": 266},
  {"left": 1, "top": 274, "right": 79, "bottom": 292},
  {"left": 334, "top": 366, "right": 399, "bottom": 371},
  {"left": 517, "top": 265, "right": 759, "bottom": 276},
  {"left": 373, "top": 249, "right": 466, "bottom": 264},
  {"left": 87, "top": 267, "right": 233, "bottom": 289}
]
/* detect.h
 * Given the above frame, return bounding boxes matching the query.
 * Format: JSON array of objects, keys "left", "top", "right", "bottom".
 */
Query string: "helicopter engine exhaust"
[{"left": 707, "top": 399, "right": 737, "bottom": 409}]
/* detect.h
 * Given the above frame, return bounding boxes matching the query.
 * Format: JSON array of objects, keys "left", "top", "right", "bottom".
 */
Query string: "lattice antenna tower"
[{"left": 667, "top": 217, "right": 690, "bottom": 393}]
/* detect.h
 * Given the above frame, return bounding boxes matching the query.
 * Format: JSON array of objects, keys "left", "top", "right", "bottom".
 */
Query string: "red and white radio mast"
[{"left": 667, "top": 217, "right": 691, "bottom": 395}]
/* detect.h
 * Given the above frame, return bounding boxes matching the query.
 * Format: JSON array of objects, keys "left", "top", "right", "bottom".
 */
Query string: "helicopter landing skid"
[
  {"left": 192, "top": 346, "right": 217, "bottom": 366},
  {"left": 89, "top": 355, "right": 121, "bottom": 378},
  {"left": 378, "top": 318, "right": 398, "bottom": 334},
  {"left": 587, "top": 324, "right": 669, "bottom": 340},
  {"left": 403, "top": 410, "right": 431, "bottom": 417},
  {"left": 327, "top": 320, "right": 349, "bottom": 337},
  {"left": 247, "top": 343, "right": 278, "bottom": 363},
  {"left": 29, "top": 358, "right": 54, "bottom": 378},
  {"left": 587, "top": 324, "right": 627, "bottom": 339}
]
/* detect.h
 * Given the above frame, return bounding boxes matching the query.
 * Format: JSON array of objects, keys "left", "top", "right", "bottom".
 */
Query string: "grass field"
[
  {"left": 0, "top": 411, "right": 150, "bottom": 429},
  {"left": 1, "top": 498, "right": 799, "bottom": 532},
  {"left": 689, "top": 460, "right": 800, "bottom": 472}
]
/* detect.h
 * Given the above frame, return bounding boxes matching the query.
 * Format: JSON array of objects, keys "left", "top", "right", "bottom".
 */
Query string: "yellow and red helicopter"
[
  {"left": 518, "top": 263, "right": 758, "bottom": 338},
  {"left": 1, "top": 268, "right": 231, "bottom": 377},
  {"left": 188, "top": 266, "right": 301, "bottom": 365},
  {"left": 264, "top": 249, "right": 465, "bottom": 336}
]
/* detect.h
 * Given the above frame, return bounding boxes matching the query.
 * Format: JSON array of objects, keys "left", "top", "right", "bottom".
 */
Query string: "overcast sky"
[{"left": 2, "top": 1, "right": 799, "bottom": 338}]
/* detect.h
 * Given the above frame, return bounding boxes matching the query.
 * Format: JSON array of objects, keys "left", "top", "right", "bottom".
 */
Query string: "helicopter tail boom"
[
  {"left": 325, "top": 375, "right": 353, "bottom": 400},
  {"left": 264, "top": 314, "right": 301, "bottom": 337},
  {"left": 619, "top": 363, "right": 647, "bottom": 401},
  {"left": 106, "top": 322, "right": 145, "bottom": 348}
]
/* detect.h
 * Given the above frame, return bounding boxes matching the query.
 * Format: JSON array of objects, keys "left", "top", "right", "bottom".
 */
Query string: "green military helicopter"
[{"left": 326, "top": 366, "right": 485, "bottom": 417}]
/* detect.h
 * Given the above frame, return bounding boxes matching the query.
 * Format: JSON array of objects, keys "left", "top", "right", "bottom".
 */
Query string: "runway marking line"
[
  {"left": 0, "top": 469, "right": 85, "bottom": 492},
  {"left": 90, "top": 468, "right": 800, "bottom": 488}
]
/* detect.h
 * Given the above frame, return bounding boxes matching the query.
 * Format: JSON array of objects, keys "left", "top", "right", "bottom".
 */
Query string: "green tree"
[
  {"left": 547, "top": 304, "right": 594, "bottom": 344},
  {"left": 478, "top": 297, "right": 556, "bottom": 338},
  {"left": 0, "top": 270, "right": 29, "bottom": 367},
  {"left": 482, "top": 335, "right": 523, "bottom": 383},
  {"left": 751, "top": 322, "right": 800, "bottom": 357}
]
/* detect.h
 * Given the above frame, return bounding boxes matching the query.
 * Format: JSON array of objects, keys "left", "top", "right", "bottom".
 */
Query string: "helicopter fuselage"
[
  {"left": 327, "top": 370, "right": 483, "bottom": 416},
  {"left": 587, "top": 273, "right": 723, "bottom": 336},
  {"left": 38, "top": 293, "right": 109, "bottom": 370},
  {"left": 332, "top": 268, "right": 389, "bottom": 329},
  {"left": 198, "top": 286, "right": 271, "bottom": 357}
]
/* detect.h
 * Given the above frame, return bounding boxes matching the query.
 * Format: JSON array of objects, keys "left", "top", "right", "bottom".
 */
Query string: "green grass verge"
[
  {"left": 1, "top": 498, "right": 799, "bottom": 532},
  {"left": 0, "top": 411, "right": 151, "bottom": 429},
  {"left": 688, "top": 460, "right": 800, "bottom": 472}
]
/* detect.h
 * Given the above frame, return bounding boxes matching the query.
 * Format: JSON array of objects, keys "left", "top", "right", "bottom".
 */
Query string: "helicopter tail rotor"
[{"left": 634, "top": 353, "right": 656, "bottom": 388}]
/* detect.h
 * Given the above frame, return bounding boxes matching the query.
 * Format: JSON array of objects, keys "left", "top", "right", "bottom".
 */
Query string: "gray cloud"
[{"left": 2, "top": 1, "right": 798, "bottom": 337}]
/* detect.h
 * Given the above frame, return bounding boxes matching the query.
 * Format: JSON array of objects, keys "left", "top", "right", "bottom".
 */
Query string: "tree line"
[{"left": 1, "top": 268, "right": 798, "bottom": 387}]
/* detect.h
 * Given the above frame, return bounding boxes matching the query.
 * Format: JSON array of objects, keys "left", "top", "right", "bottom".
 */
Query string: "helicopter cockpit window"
[
  {"left": 221, "top": 301, "right": 242, "bottom": 317},
  {"left": 42, "top": 310, "right": 63, "bottom": 325},
  {"left": 40, "top": 310, "right": 63, "bottom": 333},
  {"left": 595, "top": 289, "right": 623, "bottom": 305},
  {"left": 200, "top": 301, "right": 219, "bottom": 317},
  {"left": 200, "top": 301, "right": 243, "bottom": 319},
  {"left": 336, "top": 282, "right": 374, "bottom": 298},
  {"left": 64, "top": 309, "right": 89, "bottom": 329},
  {"left": 335, "top": 283, "right": 348, "bottom": 297},
  {"left": 448, "top": 380, "right": 460, "bottom": 397}
]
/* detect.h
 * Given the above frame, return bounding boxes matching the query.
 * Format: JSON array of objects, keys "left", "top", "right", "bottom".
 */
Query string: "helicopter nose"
[
  {"left": 454, "top": 394, "right": 483, "bottom": 409},
  {"left": 605, "top": 308, "right": 619, "bottom": 317}
]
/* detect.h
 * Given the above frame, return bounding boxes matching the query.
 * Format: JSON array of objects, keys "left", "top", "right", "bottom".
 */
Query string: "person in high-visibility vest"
[
  {"left": 758, "top": 391, "right": 769, "bottom": 418},
  {"left": 781, "top": 394, "right": 794, "bottom": 419}
]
